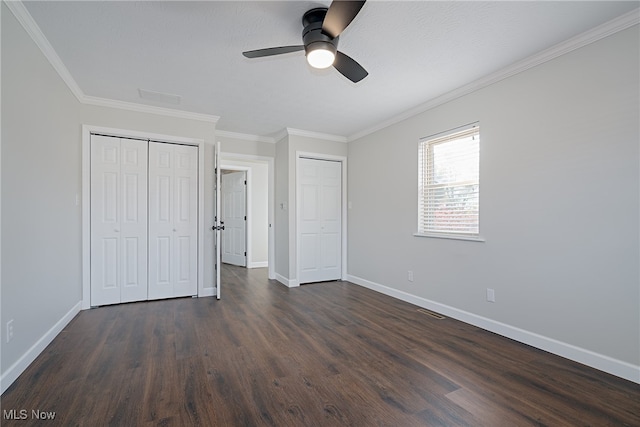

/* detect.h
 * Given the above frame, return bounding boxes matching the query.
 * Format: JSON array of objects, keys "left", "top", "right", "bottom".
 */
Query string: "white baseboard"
[
  {"left": 248, "top": 261, "right": 268, "bottom": 269},
  {"left": 275, "top": 273, "right": 299, "bottom": 288},
  {"left": 1, "top": 301, "right": 82, "bottom": 394},
  {"left": 347, "top": 274, "right": 640, "bottom": 384}
]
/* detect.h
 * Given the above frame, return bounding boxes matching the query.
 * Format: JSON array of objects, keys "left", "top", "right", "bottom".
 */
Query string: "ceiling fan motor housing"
[{"left": 302, "top": 8, "right": 338, "bottom": 56}]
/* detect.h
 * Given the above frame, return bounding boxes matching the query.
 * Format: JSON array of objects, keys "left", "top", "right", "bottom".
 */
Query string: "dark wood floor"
[{"left": 2, "top": 265, "right": 639, "bottom": 426}]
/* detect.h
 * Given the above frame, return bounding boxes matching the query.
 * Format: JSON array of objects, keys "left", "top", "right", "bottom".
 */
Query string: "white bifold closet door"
[
  {"left": 148, "top": 142, "right": 198, "bottom": 300},
  {"left": 90, "top": 135, "right": 148, "bottom": 306}
]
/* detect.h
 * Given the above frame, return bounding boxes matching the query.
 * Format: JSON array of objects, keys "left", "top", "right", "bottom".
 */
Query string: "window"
[{"left": 417, "top": 124, "right": 480, "bottom": 240}]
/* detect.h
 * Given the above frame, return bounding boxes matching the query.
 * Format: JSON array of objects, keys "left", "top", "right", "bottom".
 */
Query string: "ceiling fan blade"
[
  {"left": 242, "top": 45, "right": 304, "bottom": 58},
  {"left": 333, "top": 51, "right": 368, "bottom": 83},
  {"left": 322, "top": 0, "right": 366, "bottom": 39}
]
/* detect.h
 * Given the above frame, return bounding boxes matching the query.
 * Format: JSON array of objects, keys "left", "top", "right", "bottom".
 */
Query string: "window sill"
[{"left": 413, "top": 232, "right": 485, "bottom": 242}]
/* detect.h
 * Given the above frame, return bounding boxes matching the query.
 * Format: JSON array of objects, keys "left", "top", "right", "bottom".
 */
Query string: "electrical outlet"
[
  {"left": 408, "top": 270, "right": 414, "bottom": 282},
  {"left": 6, "top": 319, "right": 14, "bottom": 343},
  {"left": 486, "top": 288, "right": 496, "bottom": 303}
]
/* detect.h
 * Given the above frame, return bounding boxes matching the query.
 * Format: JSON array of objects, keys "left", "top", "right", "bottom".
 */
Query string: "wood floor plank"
[{"left": 2, "top": 264, "right": 639, "bottom": 426}]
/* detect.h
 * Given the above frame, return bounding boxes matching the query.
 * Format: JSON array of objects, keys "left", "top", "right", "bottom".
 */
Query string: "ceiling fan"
[{"left": 242, "top": 1, "right": 368, "bottom": 83}]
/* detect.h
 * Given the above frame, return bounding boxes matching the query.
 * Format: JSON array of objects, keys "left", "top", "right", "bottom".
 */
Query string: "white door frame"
[
  {"left": 219, "top": 151, "right": 275, "bottom": 280},
  {"left": 214, "top": 141, "right": 221, "bottom": 299},
  {"left": 82, "top": 125, "right": 206, "bottom": 309},
  {"left": 220, "top": 167, "right": 249, "bottom": 267},
  {"left": 295, "top": 151, "right": 348, "bottom": 285}
]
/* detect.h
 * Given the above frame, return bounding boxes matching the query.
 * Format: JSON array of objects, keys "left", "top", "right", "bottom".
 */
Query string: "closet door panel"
[
  {"left": 91, "top": 136, "right": 148, "bottom": 305},
  {"left": 119, "top": 139, "right": 148, "bottom": 303},
  {"left": 148, "top": 143, "right": 198, "bottom": 299},
  {"left": 91, "top": 136, "right": 121, "bottom": 306},
  {"left": 92, "top": 136, "right": 198, "bottom": 305},
  {"left": 172, "top": 145, "right": 198, "bottom": 297},
  {"left": 149, "top": 142, "right": 175, "bottom": 300}
]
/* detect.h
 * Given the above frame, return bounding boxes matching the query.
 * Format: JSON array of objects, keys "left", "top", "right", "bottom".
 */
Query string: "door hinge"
[
  {"left": 244, "top": 252, "right": 247, "bottom": 257},
  {"left": 244, "top": 180, "right": 247, "bottom": 185},
  {"left": 244, "top": 215, "right": 247, "bottom": 221}
]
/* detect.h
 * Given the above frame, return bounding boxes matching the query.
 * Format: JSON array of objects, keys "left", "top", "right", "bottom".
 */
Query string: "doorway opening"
[{"left": 220, "top": 156, "right": 272, "bottom": 277}]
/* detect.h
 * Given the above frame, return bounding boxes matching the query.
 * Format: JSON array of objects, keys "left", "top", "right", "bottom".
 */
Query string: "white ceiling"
[{"left": 21, "top": 1, "right": 639, "bottom": 139}]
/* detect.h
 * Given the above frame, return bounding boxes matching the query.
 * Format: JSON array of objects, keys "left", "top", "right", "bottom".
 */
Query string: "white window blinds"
[{"left": 418, "top": 124, "right": 480, "bottom": 238}]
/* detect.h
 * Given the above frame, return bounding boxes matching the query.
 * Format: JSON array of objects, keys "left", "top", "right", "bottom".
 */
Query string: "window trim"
[{"left": 416, "top": 122, "right": 483, "bottom": 242}]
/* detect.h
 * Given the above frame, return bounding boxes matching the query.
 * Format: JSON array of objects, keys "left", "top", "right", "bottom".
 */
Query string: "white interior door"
[
  {"left": 148, "top": 142, "right": 198, "bottom": 300},
  {"left": 90, "top": 135, "right": 148, "bottom": 306},
  {"left": 298, "top": 158, "right": 342, "bottom": 284},
  {"left": 221, "top": 171, "right": 247, "bottom": 266}
]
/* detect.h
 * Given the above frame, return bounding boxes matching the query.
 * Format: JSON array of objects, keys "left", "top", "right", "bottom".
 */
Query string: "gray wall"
[
  {"left": 2, "top": 3, "right": 81, "bottom": 375},
  {"left": 347, "top": 26, "right": 639, "bottom": 369},
  {"left": 275, "top": 135, "right": 290, "bottom": 281},
  {"left": 216, "top": 134, "right": 276, "bottom": 159}
]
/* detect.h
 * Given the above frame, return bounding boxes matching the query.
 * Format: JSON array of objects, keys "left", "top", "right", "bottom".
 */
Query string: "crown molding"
[
  {"left": 5, "top": 0, "right": 84, "bottom": 102},
  {"left": 82, "top": 96, "right": 219, "bottom": 123},
  {"left": 271, "top": 128, "right": 289, "bottom": 143},
  {"left": 215, "top": 128, "right": 345, "bottom": 145},
  {"left": 269, "top": 127, "right": 348, "bottom": 143},
  {"left": 216, "top": 129, "right": 275, "bottom": 143},
  {"left": 215, "top": 127, "right": 349, "bottom": 145},
  {"left": 8, "top": 0, "right": 219, "bottom": 124},
  {"left": 286, "top": 128, "right": 348, "bottom": 143},
  {"left": 347, "top": 8, "right": 640, "bottom": 142}
]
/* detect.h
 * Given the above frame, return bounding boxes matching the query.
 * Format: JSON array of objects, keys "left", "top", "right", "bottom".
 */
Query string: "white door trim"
[
  {"left": 82, "top": 125, "right": 206, "bottom": 309},
  {"left": 214, "top": 141, "right": 222, "bottom": 299},
  {"left": 219, "top": 151, "right": 275, "bottom": 280},
  {"left": 295, "top": 151, "right": 348, "bottom": 284}
]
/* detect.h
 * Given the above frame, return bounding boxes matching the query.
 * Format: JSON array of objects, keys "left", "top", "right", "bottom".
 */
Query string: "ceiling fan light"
[{"left": 306, "top": 47, "right": 335, "bottom": 69}]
